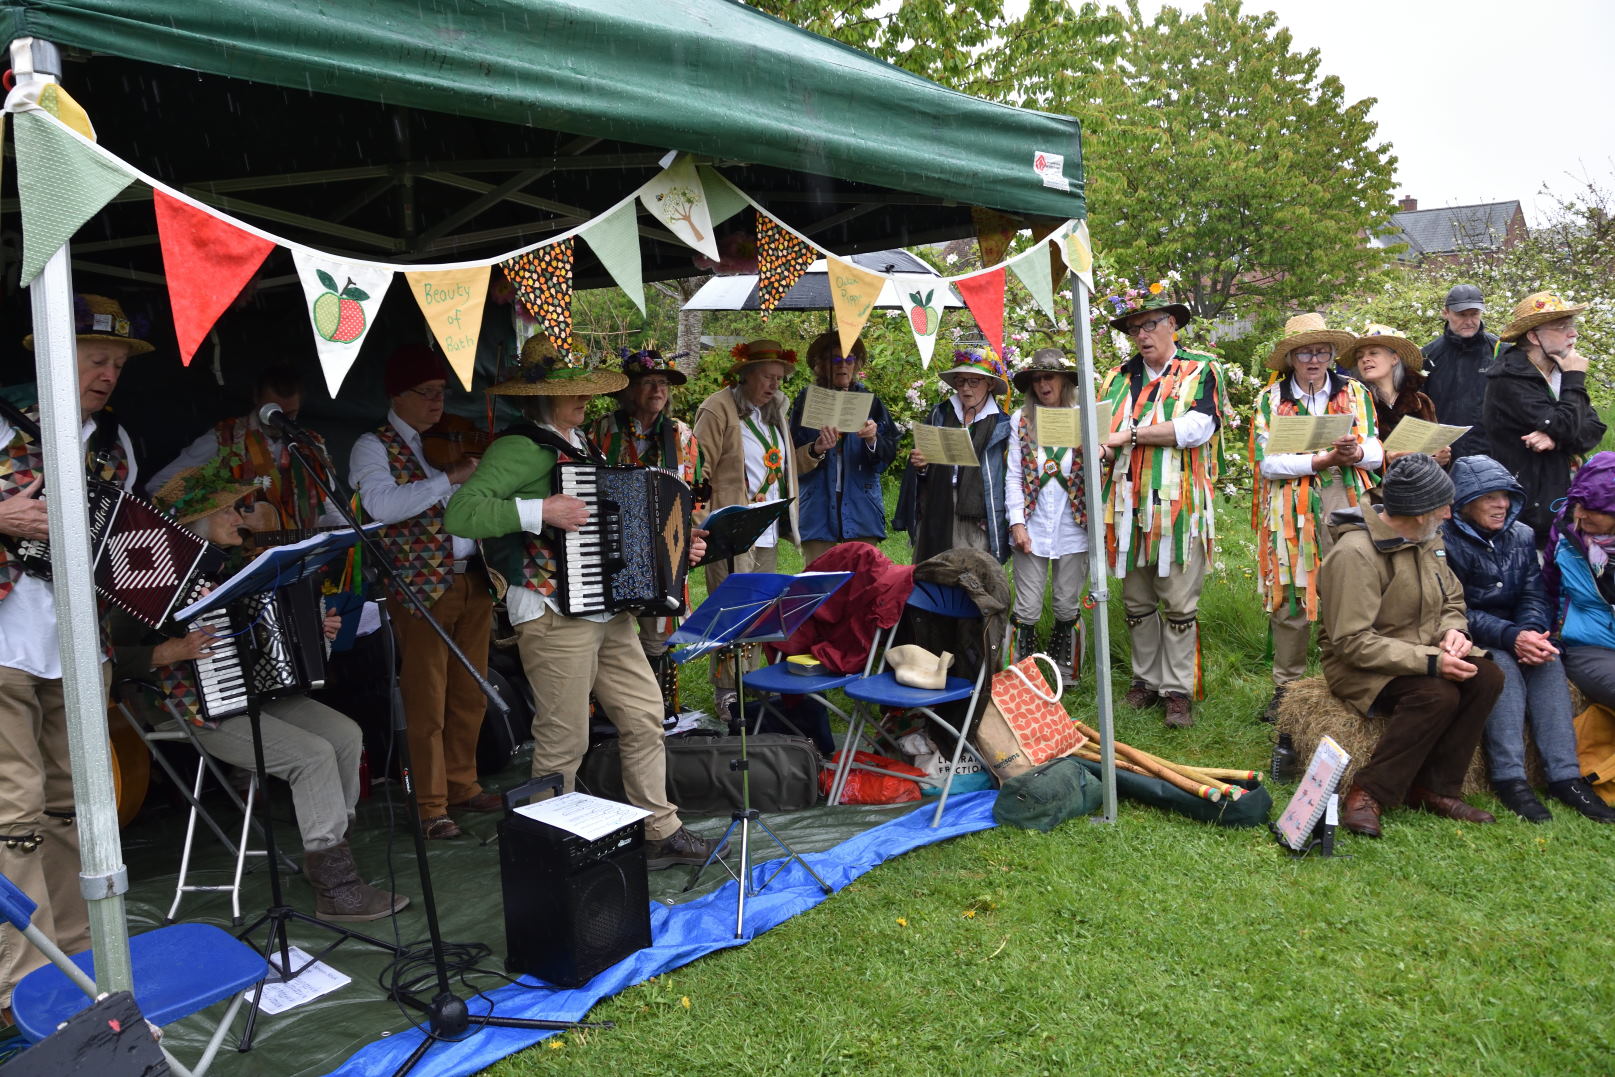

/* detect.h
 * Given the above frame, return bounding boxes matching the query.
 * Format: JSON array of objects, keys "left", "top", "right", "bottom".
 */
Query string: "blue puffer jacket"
[
  {"left": 1555, "top": 537, "right": 1615, "bottom": 649},
  {"left": 789, "top": 384, "right": 899, "bottom": 544},
  {"left": 1440, "top": 454, "right": 1550, "bottom": 651}
]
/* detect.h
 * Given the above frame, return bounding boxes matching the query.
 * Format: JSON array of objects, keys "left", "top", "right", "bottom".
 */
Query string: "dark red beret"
[{"left": 384, "top": 344, "right": 451, "bottom": 398}]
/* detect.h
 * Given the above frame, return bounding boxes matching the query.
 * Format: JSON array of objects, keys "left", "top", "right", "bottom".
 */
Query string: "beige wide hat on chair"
[{"left": 885, "top": 644, "right": 955, "bottom": 690}]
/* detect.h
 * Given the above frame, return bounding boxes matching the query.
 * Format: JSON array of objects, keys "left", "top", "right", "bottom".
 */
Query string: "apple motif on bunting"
[
  {"left": 908, "top": 290, "right": 939, "bottom": 336},
  {"left": 312, "top": 270, "right": 370, "bottom": 344}
]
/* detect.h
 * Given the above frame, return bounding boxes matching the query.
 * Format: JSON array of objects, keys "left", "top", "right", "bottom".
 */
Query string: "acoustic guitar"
[{"left": 107, "top": 702, "right": 149, "bottom": 828}]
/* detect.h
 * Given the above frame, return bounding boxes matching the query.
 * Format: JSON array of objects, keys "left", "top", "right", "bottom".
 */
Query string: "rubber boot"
[
  {"left": 304, "top": 841, "right": 409, "bottom": 922},
  {"left": 1049, "top": 619, "right": 1082, "bottom": 682},
  {"left": 1012, "top": 621, "right": 1039, "bottom": 662}
]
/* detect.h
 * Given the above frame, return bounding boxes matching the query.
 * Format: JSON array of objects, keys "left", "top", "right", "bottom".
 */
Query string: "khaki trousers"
[
  {"left": 799, "top": 537, "right": 880, "bottom": 568},
  {"left": 0, "top": 664, "right": 99, "bottom": 1008},
  {"left": 1011, "top": 550, "right": 1089, "bottom": 625},
  {"left": 391, "top": 571, "right": 493, "bottom": 819},
  {"left": 1121, "top": 543, "right": 1207, "bottom": 697},
  {"left": 703, "top": 544, "right": 778, "bottom": 693},
  {"left": 514, "top": 608, "right": 679, "bottom": 840},
  {"left": 1269, "top": 481, "right": 1352, "bottom": 685}
]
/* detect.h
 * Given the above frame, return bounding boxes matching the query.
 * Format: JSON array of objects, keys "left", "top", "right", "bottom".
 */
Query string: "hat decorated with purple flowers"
[
  {"left": 488, "top": 336, "right": 627, "bottom": 397},
  {"left": 939, "top": 344, "right": 1010, "bottom": 397},
  {"left": 618, "top": 347, "right": 687, "bottom": 386}
]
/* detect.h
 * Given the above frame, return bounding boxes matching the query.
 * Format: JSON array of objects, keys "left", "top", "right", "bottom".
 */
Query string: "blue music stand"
[{"left": 670, "top": 570, "right": 850, "bottom": 937}]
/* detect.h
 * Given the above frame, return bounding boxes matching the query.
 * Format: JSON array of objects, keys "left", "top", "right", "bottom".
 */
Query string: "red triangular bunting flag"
[
  {"left": 154, "top": 191, "right": 275, "bottom": 366},
  {"left": 955, "top": 267, "right": 1007, "bottom": 361},
  {"left": 755, "top": 211, "right": 814, "bottom": 323},
  {"left": 502, "top": 239, "right": 576, "bottom": 356}
]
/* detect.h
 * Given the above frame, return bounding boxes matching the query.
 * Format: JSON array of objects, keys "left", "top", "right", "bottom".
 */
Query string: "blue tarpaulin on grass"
[{"left": 327, "top": 791, "right": 998, "bottom": 1077}]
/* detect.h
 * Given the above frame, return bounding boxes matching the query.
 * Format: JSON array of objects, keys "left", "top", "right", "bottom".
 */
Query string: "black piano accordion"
[
  {"left": 7, "top": 478, "right": 224, "bottom": 629},
  {"left": 554, "top": 462, "right": 693, "bottom": 617},
  {"left": 188, "top": 579, "right": 329, "bottom": 725}
]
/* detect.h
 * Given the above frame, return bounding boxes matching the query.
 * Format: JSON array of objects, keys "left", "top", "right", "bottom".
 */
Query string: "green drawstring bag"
[{"left": 993, "top": 756, "right": 1100, "bottom": 831}]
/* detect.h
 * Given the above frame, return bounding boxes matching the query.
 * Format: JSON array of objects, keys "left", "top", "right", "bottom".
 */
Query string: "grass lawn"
[{"left": 483, "top": 490, "right": 1615, "bottom": 1076}]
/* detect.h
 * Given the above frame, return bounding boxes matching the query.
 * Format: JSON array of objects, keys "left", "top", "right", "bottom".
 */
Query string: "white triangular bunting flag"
[
  {"left": 580, "top": 200, "right": 646, "bottom": 314},
  {"left": 1010, "top": 242, "right": 1058, "bottom": 320},
  {"left": 291, "top": 250, "right": 394, "bottom": 395},
  {"left": 892, "top": 274, "right": 944, "bottom": 367},
  {"left": 639, "top": 155, "right": 720, "bottom": 261}
]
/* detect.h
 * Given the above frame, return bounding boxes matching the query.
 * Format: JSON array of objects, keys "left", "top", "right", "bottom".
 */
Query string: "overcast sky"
[{"left": 1125, "top": 0, "right": 1615, "bottom": 222}]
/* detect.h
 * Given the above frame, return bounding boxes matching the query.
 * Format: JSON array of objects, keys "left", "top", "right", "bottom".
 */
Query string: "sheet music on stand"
[
  {"left": 1273, "top": 735, "right": 1350, "bottom": 852},
  {"left": 174, "top": 525, "right": 382, "bottom": 623},
  {"left": 695, "top": 499, "right": 794, "bottom": 567},
  {"left": 668, "top": 571, "right": 852, "bottom": 664}
]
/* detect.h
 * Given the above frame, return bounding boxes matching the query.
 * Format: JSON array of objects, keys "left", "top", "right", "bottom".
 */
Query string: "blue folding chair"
[
  {"left": 0, "top": 871, "right": 267, "bottom": 1077},
  {"left": 836, "top": 580, "right": 996, "bottom": 826}
]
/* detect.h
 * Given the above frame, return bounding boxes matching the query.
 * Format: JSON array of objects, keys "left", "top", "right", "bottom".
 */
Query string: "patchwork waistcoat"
[{"left": 370, "top": 424, "right": 455, "bottom": 614}]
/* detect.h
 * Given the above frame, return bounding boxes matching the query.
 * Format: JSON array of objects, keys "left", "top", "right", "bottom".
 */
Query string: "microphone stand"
[{"left": 280, "top": 438, "right": 589, "bottom": 1074}]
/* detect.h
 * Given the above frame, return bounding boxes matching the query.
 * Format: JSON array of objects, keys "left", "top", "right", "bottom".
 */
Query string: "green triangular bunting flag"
[
  {"left": 13, "top": 110, "right": 137, "bottom": 287},
  {"left": 580, "top": 200, "right": 645, "bottom": 315},
  {"left": 698, "top": 166, "right": 749, "bottom": 227},
  {"left": 1009, "top": 240, "right": 1057, "bottom": 320}
]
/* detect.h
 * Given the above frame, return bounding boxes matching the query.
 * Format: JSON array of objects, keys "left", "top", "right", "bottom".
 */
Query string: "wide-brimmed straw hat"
[
  {"left": 939, "top": 344, "right": 1010, "bottom": 397},
  {"left": 152, "top": 464, "right": 260, "bottom": 525},
  {"left": 1011, "top": 347, "right": 1079, "bottom": 393},
  {"left": 724, "top": 338, "right": 798, "bottom": 383},
  {"left": 489, "top": 337, "right": 628, "bottom": 397},
  {"left": 1267, "top": 313, "right": 1356, "bottom": 372},
  {"left": 1107, "top": 292, "right": 1192, "bottom": 333},
  {"left": 23, "top": 294, "right": 154, "bottom": 356},
  {"left": 1340, "top": 324, "right": 1423, "bottom": 374},
  {"left": 1499, "top": 291, "right": 1589, "bottom": 342},
  {"left": 617, "top": 347, "right": 687, "bottom": 386}
]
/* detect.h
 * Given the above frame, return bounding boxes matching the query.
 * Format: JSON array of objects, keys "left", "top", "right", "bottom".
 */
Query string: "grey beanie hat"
[{"left": 1381, "top": 453, "right": 1455, "bottom": 517}]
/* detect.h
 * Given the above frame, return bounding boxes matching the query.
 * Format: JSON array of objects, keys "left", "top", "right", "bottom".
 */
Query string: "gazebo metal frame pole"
[
  {"left": 1071, "top": 268, "right": 1118, "bottom": 824},
  {"left": 11, "top": 34, "right": 134, "bottom": 992}
]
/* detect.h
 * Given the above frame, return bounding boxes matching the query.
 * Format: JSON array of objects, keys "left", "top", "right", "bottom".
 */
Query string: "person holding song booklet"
[
  {"left": 1250, "top": 314, "right": 1382, "bottom": 722},
  {"left": 1341, "top": 324, "right": 1446, "bottom": 467},
  {"left": 788, "top": 332, "right": 898, "bottom": 565},
  {"left": 1004, "top": 348, "right": 1099, "bottom": 675}
]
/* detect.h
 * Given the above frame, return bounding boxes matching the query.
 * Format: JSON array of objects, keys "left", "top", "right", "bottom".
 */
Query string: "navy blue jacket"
[
  {"left": 788, "top": 384, "right": 899, "bottom": 545},
  {"left": 1440, "top": 454, "right": 1550, "bottom": 651}
]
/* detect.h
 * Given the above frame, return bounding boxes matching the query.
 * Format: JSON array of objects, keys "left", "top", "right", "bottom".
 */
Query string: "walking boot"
[
  {"left": 1547, "top": 778, "right": 1615, "bottom": 823},
  {"left": 1340, "top": 783, "right": 1382, "bottom": 837},
  {"left": 1492, "top": 779, "right": 1551, "bottom": 823},
  {"left": 1012, "top": 621, "right": 1040, "bottom": 663},
  {"left": 1162, "top": 693, "right": 1195, "bottom": 728},
  {"left": 1405, "top": 787, "right": 1495, "bottom": 824},
  {"left": 304, "top": 842, "right": 410, "bottom": 922},
  {"left": 1123, "top": 679, "right": 1160, "bottom": 709},
  {"left": 1048, "top": 619, "right": 1082, "bottom": 682}
]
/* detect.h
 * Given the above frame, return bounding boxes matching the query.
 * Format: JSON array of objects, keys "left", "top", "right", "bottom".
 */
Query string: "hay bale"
[{"left": 1275, "top": 675, "right": 1544, "bottom": 797}]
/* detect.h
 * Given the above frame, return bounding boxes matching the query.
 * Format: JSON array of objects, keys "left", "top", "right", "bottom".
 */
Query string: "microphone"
[{"left": 257, "top": 402, "right": 316, "bottom": 442}]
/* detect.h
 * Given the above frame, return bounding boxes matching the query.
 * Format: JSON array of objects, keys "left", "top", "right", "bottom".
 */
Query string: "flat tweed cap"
[{"left": 1381, "top": 453, "right": 1455, "bottom": 517}]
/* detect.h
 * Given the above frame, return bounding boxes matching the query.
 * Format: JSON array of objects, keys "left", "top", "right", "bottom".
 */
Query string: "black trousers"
[{"left": 1356, "top": 657, "right": 1504, "bottom": 806}]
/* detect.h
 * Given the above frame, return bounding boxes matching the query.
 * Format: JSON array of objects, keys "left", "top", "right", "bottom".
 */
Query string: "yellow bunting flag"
[
  {"left": 971, "top": 206, "right": 1019, "bottom": 268},
  {"left": 825, "top": 257, "right": 886, "bottom": 357},
  {"left": 38, "top": 84, "right": 96, "bottom": 140},
  {"left": 1065, "top": 220, "right": 1094, "bottom": 293},
  {"left": 405, "top": 266, "right": 490, "bottom": 390}
]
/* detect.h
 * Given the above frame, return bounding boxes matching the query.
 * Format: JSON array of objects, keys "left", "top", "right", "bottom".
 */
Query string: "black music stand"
[
  {"left": 669, "top": 571, "right": 850, "bottom": 937},
  {"left": 176, "top": 529, "right": 406, "bottom": 1046},
  {"left": 278, "top": 440, "right": 590, "bottom": 1077}
]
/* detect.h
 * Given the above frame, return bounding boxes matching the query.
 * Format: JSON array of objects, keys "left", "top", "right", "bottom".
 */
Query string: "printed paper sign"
[
  {"left": 801, "top": 385, "right": 874, "bottom": 432},
  {"left": 913, "top": 424, "right": 980, "bottom": 467},
  {"left": 1033, "top": 150, "right": 1070, "bottom": 192},
  {"left": 515, "top": 792, "right": 652, "bottom": 842},
  {"left": 258, "top": 945, "right": 352, "bottom": 1015}
]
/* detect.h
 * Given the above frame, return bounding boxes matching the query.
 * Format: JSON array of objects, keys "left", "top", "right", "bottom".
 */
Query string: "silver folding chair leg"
[{"left": 168, "top": 762, "right": 263, "bottom": 926}]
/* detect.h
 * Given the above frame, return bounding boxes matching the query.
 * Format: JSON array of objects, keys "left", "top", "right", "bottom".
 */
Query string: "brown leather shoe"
[
  {"left": 1405, "top": 787, "right": 1496, "bottom": 824},
  {"left": 1340, "top": 783, "right": 1382, "bottom": 837},
  {"left": 449, "top": 791, "right": 503, "bottom": 813},
  {"left": 1162, "top": 693, "right": 1194, "bottom": 728},
  {"left": 1124, "top": 680, "right": 1161, "bottom": 709},
  {"left": 422, "top": 814, "right": 462, "bottom": 840}
]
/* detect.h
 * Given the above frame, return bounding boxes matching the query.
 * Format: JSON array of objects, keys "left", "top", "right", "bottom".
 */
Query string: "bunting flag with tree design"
[
  {"left": 825, "top": 257, "right": 887, "bottom": 356},
  {"left": 755, "top": 211, "right": 815, "bottom": 323},
  {"left": 291, "top": 250, "right": 394, "bottom": 395},
  {"left": 640, "top": 155, "right": 719, "bottom": 261},
  {"left": 956, "top": 266, "right": 1007, "bottom": 360},
  {"left": 502, "top": 239, "right": 575, "bottom": 356},
  {"left": 154, "top": 192, "right": 276, "bottom": 366}
]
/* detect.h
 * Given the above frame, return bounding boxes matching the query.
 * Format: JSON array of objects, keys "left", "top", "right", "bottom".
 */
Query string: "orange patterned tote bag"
[{"left": 974, "top": 655, "right": 1085, "bottom": 782}]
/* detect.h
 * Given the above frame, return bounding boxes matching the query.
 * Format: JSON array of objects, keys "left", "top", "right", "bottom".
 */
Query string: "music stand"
[
  {"left": 176, "top": 528, "right": 406, "bottom": 1045},
  {"left": 670, "top": 571, "right": 850, "bottom": 937},
  {"left": 694, "top": 500, "right": 794, "bottom": 569}
]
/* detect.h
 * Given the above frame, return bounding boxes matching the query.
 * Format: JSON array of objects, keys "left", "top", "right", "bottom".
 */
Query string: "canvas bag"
[
  {"left": 973, "top": 654, "right": 1085, "bottom": 781},
  {"left": 1573, "top": 703, "right": 1615, "bottom": 806}
]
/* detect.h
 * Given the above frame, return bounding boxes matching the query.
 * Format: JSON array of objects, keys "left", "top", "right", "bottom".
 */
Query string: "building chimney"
[{"left": 1398, "top": 196, "right": 1418, "bottom": 212}]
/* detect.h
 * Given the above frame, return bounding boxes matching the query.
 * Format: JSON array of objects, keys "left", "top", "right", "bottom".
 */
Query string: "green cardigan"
[{"left": 444, "top": 433, "right": 558, "bottom": 596}]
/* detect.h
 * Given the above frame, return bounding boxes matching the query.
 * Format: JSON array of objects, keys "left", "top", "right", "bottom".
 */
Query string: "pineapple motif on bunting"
[
  {"left": 502, "top": 239, "right": 576, "bottom": 357},
  {"left": 754, "top": 211, "right": 815, "bottom": 323}
]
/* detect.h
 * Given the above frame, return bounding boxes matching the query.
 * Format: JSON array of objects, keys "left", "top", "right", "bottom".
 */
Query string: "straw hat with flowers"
[
  {"left": 617, "top": 346, "right": 688, "bottom": 386},
  {"left": 1106, "top": 285, "right": 1192, "bottom": 333},
  {"left": 939, "top": 344, "right": 1010, "bottom": 397},
  {"left": 1266, "top": 313, "right": 1356, "bottom": 372},
  {"left": 23, "top": 294, "right": 154, "bottom": 355},
  {"left": 489, "top": 337, "right": 627, "bottom": 397},
  {"left": 1498, "top": 291, "right": 1589, "bottom": 342},
  {"left": 1340, "top": 324, "right": 1423, "bottom": 375},
  {"left": 153, "top": 460, "right": 260, "bottom": 525},
  {"left": 724, "top": 339, "right": 798, "bottom": 383}
]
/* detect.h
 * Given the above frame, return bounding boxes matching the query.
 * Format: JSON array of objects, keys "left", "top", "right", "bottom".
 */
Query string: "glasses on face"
[
  {"left": 826, "top": 356, "right": 860, "bottom": 366},
  {"left": 1538, "top": 319, "right": 1577, "bottom": 335},
  {"left": 953, "top": 376, "right": 988, "bottom": 390},
  {"left": 1293, "top": 347, "right": 1334, "bottom": 362},
  {"left": 407, "top": 386, "right": 447, "bottom": 401},
  {"left": 1122, "top": 315, "right": 1172, "bottom": 337}
]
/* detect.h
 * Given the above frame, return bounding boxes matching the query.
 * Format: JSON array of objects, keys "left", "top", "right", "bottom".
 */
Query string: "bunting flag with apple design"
[
  {"left": 890, "top": 274, "right": 944, "bottom": 366},
  {"left": 502, "top": 239, "right": 575, "bottom": 357},
  {"left": 755, "top": 211, "right": 814, "bottom": 323},
  {"left": 292, "top": 250, "right": 394, "bottom": 395},
  {"left": 154, "top": 191, "right": 276, "bottom": 366},
  {"left": 404, "top": 265, "right": 490, "bottom": 390},
  {"left": 825, "top": 257, "right": 886, "bottom": 356},
  {"left": 955, "top": 267, "right": 1007, "bottom": 361}
]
